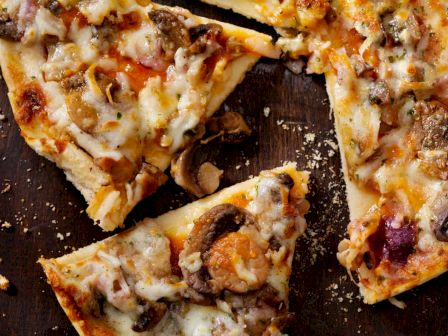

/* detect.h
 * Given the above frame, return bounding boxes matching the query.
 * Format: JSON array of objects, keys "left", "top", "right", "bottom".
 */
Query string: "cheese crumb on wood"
[
  {"left": 1, "top": 221, "right": 11, "bottom": 229},
  {"left": 263, "top": 106, "right": 271, "bottom": 117},
  {"left": 0, "top": 274, "right": 9, "bottom": 291}
]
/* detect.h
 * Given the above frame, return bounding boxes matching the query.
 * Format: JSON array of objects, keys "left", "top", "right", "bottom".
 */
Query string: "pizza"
[
  {"left": 40, "top": 164, "right": 310, "bottom": 335},
  {"left": 201, "top": 0, "right": 448, "bottom": 304},
  {"left": 0, "top": 0, "right": 279, "bottom": 231}
]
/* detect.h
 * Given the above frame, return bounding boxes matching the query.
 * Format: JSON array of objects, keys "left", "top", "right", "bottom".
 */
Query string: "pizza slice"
[
  {"left": 39, "top": 164, "right": 310, "bottom": 335},
  {"left": 0, "top": 0, "right": 279, "bottom": 231},
  {"left": 324, "top": 0, "right": 448, "bottom": 304}
]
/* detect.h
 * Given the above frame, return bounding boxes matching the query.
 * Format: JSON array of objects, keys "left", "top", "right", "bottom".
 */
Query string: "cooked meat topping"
[
  {"left": 188, "top": 23, "right": 223, "bottom": 54},
  {"left": 369, "top": 80, "right": 391, "bottom": 105},
  {"left": 132, "top": 301, "right": 167, "bottom": 332},
  {"left": 61, "top": 73, "right": 86, "bottom": 92},
  {"left": 0, "top": 9, "right": 23, "bottom": 41},
  {"left": 412, "top": 100, "right": 448, "bottom": 179},
  {"left": 148, "top": 9, "right": 190, "bottom": 60}
]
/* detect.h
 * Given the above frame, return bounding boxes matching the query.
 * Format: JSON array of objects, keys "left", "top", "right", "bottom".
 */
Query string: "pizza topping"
[
  {"left": 223, "top": 285, "right": 285, "bottom": 335},
  {"left": 369, "top": 80, "right": 391, "bottom": 105},
  {"left": 247, "top": 173, "right": 301, "bottom": 241},
  {"left": 148, "top": 9, "right": 190, "bottom": 62},
  {"left": 170, "top": 139, "right": 223, "bottom": 198},
  {"left": 367, "top": 215, "right": 417, "bottom": 267},
  {"left": 207, "top": 111, "right": 252, "bottom": 144},
  {"left": 45, "top": 0, "right": 63, "bottom": 15},
  {"left": 428, "top": 193, "right": 448, "bottom": 242},
  {"left": 412, "top": 100, "right": 448, "bottom": 179},
  {"left": 205, "top": 231, "right": 269, "bottom": 293},
  {"left": 0, "top": 9, "right": 23, "bottom": 41},
  {"left": 196, "top": 162, "right": 223, "bottom": 195},
  {"left": 188, "top": 23, "right": 223, "bottom": 55},
  {"left": 180, "top": 204, "right": 256, "bottom": 294},
  {"left": 433, "top": 75, "right": 448, "bottom": 106},
  {"left": 132, "top": 301, "right": 168, "bottom": 332}
]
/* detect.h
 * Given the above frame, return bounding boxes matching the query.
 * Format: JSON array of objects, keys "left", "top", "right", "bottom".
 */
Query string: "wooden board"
[{"left": 0, "top": 1, "right": 447, "bottom": 335}]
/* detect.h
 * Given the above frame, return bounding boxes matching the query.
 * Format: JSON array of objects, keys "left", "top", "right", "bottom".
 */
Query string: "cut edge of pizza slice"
[
  {"left": 39, "top": 163, "right": 309, "bottom": 335},
  {"left": 199, "top": 0, "right": 331, "bottom": 32},
  {"left": 0, "top": 0, "right": 280, "bottom": 231}
]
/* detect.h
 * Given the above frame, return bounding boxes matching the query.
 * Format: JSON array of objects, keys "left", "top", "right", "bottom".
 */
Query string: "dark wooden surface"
[{"left": 0, "top": 1, "right": 447, "bottom": 335}]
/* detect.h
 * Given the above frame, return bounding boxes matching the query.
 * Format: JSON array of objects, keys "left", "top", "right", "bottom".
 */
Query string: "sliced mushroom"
[
  {"left": 197, "top": 162, "right": 223, "bottom": 195},
  {"left": 207, "top": 111, "right": 252, "bottom": 143},
  {"left": 171, "top": 139, "right": 222, "bottom": 198},
  {"left": 132, "top": 301, "right": 167, "bottom": 332},
  {"left": 65, "top": 91, "right": 99, "bottom": 133},
  {"left": 148, "top": 9, "right": 190, "bottom": 60},
  {"left": 0, "top": 10, "right": 23, "bottom": 41},
  {"left": 179, "top": 204, "right": 257, "bottom": 295},
  {"left": 95, "top": 72, "right": 120, "bottom": 103}
]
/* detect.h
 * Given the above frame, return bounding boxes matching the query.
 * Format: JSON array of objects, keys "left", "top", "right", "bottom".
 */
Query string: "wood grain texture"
[{"left": 0, "top": 1, "right": 447, "bottom": 335}]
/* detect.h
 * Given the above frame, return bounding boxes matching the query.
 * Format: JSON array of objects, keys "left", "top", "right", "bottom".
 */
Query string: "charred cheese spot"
[{"left": 16, "top": 85, "right": 46, "bottom": 125}]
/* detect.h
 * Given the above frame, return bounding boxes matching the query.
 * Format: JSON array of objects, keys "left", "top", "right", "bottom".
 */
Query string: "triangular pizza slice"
[
  {"left": 0, "top": 0, "right": 279, "bottom": 231},
  {"left": 40, "top": 164, "right": 309, "bottom": 335}
]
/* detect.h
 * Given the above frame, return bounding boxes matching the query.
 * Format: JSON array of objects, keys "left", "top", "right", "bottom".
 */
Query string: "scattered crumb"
[
  {"left": 56, "top": 232, "right": 64, "bottom": 241},
  {"left": 0, "top": 113, "right": 5, "bottom": 121},
  {"left": 1, "top": 221, "right": 11, "bottom": 229},
  {"left": 0, "top": 274, "right": 10, "bottom": 291},
  {"left": 1, "top": 182, "right": 11, "bottom": 194},
  {"left": 304, "top": 132, "right": 316, "bottom": 144},
  {"left": 263, "top": 106, "right": 271, "bottom": 118}
]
